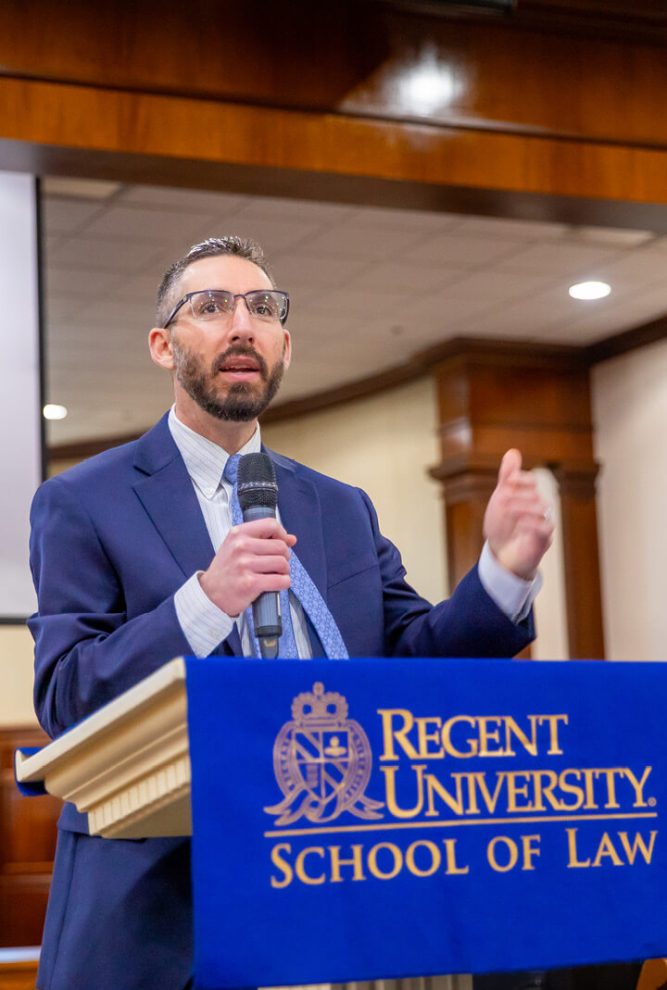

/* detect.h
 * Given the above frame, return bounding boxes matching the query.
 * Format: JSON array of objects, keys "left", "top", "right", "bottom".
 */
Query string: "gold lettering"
[
  {"left": 592, "top": 832, "right": 624, "bottom": 867},
  {"left": 461, "top": 772, "right": 482, "bottom": 814},
  {"left": 424, "top": 771, "right": 465, "bottom": 816},
  {"left": 416, "top": 717, "right": 445, "bottom": 758},
  {"left": 504, "top": 716, "right": 539, "bottom": 757},
  {"left": 443, "top": 838, "right": 470, "bottom": 875},
  {"left": 556, "top": 769, "right": 585, "bottom": 811},
  {"left": 597, "top": 769, "right": 621, "bottom": 809},
  {"left": 478, "top": 717, "right": 503, "bottom": 757},
  {"left": 405, "top": 840, "right": 441, "bottom": 877},
  {"left": 624, "top": 766, "right": 652, "bottom": 808},
  {"left": 367, "top": 843, "right": 402, "bottom": 880},
  {"left": 329, "top": 844, "right": 365, "bottom": 883},
  {"left": 378, "top": 709, "right": 419, "bottom": 760},
  {"left": 504, "top": 771, "right": 533, "bottom": 812},
  {"left": 468, "top": 771, "right": 507, "bottom": 814},
  {"left": 520, "top": 834, "right": 541, "bottom": 871},
  {"left": 537, "top": 714, "right": 568, "bottom": 755},
  {"left": 270, "top": 843, "right": 294, "bottom": 888},
  {"left": 441, "top": 716, "right": 478, "bottom": 758},
  {"left": 530, "top": 770, "right": 559, "bottom": 811},
  {"left": 295, "top": 847, "right": 327, "bottom": 885},
  {"left": 582, "top": 769, "right": 598, "bottom": 810},
  {"left": 380, "top": 764, "right": 425, "bottom": 818},
  {"left": 379, "top": 710, "right": 571, "bottom": 762},
  {"left": 566, "top": 828, "right": 591, "bottom": 869},
  {"left": 617, "top": 830, "right": 657, "bottom": 865},
  {"left": 487, "top": 836, "right": 518, "bottom": 872}
]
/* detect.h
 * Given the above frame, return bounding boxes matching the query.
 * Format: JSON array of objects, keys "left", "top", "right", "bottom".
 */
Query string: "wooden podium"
[
  {"left": 15, "top": 658, "right": 190, "bottom": 839},
  {"left": 14, "top": 656, "right": 667, "bottom": 990}
]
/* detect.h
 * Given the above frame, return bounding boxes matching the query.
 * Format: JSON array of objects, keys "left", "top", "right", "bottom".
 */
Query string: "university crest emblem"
[{"left": 264, "top": 682, "right": 384, "bottom": 826}]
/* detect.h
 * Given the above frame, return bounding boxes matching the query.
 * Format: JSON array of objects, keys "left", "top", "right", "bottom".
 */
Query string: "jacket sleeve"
[
  {"left": 357, "top": 490, "right": 534, "bottom": 660},
  {"left": 28, "top": 476, "right": 192, "bottom": 738}
]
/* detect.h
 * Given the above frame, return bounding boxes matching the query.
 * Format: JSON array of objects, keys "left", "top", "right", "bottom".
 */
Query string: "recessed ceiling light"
[
  {"left": 396, "top": 47, "right": 464, "bottom": 116},
  {"left": 568, "top": 281, "right": 612, "bottom": 301},
  {"left": 43, "top": 403, "right": 68, "bottom": 420}
]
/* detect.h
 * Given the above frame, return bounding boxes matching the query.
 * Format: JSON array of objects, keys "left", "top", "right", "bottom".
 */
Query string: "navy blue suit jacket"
[{"left": 28, "top": 413, "right": 532, "bottom": 990}]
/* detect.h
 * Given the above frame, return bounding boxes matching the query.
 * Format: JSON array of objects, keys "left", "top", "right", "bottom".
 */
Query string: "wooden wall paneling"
[
  {"left": 0, "top": 3, "right": 666, "bottom": 230},
  {"left": 439, "top": 468, "right": 498, "bottom": 588},
  {"left": 430, "top": 346, "right": 604, "bottom": 660},
  {"left": 0, "top": 728, "right": 59, "bottom": 949},
  {"left": 0, "top": 0, "right": 381, "bottom": 111},
  {"left": 0, "top": 1, "right": 666, "bottom": 143},
  {"left": 517, "top": 0, "right": 667, "bottom": 30},
  {"left": 552, "top": 464, "right": 605, "bottom": 660},
  {"left": 1, "top": 76, "right": 667, "bottom": 223},
  {"left": 0, "top": 958, "right": 39, "bottom": 990}
]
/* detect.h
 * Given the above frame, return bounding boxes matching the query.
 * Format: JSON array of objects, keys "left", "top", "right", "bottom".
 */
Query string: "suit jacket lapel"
[
  {"left": 132, "top": 417, "right": 214, "bottom": 578},
  {"left": 131, "top": 414, "right": 243, "bottom": 656},
  {"left": 130, "top": 422, "right": 326, "bottom": 659},
  {"left": 269, "top": 450, "right": 328, "bottom": 602}
]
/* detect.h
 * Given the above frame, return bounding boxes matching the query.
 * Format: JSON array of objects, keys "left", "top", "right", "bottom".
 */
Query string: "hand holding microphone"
[{"left": 198, "top": 453, "right": 295, "bottom": 657}]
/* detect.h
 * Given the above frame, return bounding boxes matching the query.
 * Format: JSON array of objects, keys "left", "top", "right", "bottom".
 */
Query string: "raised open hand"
[{"left": 483, "top": 449, "right": 554, "bottom": 580}]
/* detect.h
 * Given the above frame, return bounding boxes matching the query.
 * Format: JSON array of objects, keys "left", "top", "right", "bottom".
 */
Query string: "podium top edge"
[{"left": 15, "top": 656, "right": 186, "bottom": 783}]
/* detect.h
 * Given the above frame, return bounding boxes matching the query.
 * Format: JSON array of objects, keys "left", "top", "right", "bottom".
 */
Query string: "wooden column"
[
  {"left": 430, "top": 343, "right": 605, "bottom": 660},
  {"left": 553, "top": 463, "right": 606, "bottom": 660},
  {"left": 0, "top": 727, "right": 59, "bottom": 948}
]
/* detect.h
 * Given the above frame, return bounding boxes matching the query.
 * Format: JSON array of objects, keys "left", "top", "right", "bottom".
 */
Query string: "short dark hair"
[{"left": 155, "top": 236, "right": 275, "bottom": 328}]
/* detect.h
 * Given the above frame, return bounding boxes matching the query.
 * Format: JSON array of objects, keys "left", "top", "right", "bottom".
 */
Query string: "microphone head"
[{"left": 237, "top": 453, "right": 278, "bottom": 511}]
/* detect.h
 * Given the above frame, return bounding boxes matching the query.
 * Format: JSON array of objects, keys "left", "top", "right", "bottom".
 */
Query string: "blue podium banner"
[{"left": 186, "top": 657, "right": 667, "bottom": 988}]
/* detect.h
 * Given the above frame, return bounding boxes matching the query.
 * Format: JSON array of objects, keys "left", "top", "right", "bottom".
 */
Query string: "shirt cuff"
[
  {"left": 174, "top": 572, "right": 236, "bottom": 658},
  {"left": 478, "top": 541, "right": 542, "bottom": 624}
]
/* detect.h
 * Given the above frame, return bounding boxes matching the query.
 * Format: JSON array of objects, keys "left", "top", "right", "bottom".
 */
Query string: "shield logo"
[{"left": 265, "top": 683, "right": 384, "bottom": 826}]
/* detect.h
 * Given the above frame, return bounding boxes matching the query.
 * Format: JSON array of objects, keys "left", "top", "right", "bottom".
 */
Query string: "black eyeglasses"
[{"left": 163, "top": 289, "right": 290, "bottom": 328}]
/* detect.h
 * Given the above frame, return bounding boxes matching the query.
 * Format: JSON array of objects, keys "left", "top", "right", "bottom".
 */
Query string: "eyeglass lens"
[{"left": 190, "top": 290, "right": 287, "bottom": 323}]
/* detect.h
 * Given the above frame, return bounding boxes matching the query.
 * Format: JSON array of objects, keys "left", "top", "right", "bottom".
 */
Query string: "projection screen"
[{"left": 0, "top": 171, "right": 43, "bottom": 619}]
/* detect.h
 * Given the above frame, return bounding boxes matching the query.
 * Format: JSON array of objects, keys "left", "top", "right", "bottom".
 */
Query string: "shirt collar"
[{"left": 168, "top": 407, "right": 262, "bottom": 500}]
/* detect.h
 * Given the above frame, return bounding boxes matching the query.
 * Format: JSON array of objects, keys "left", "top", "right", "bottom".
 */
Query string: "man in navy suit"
[{"left": 29, "top": 236, "right": 553, "bottom": 990}]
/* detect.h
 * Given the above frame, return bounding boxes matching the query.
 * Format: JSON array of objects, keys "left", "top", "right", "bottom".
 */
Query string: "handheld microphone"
[{"left": 237, "top": 453, "right": 282, "bottom": 659}]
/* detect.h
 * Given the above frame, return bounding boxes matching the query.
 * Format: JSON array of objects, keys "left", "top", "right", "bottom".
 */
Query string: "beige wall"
[
  {"left": 532, "top": 469, "right": 568, "bottom": 660},
  {"left": 593, "top": 339, "right": 667, "bottom": 660},
  {"left": 264, "top": 378, "right": 448, "bottom": 606},
  {"left": 0, "top": 624, "right": 37, "bottom": 726}
]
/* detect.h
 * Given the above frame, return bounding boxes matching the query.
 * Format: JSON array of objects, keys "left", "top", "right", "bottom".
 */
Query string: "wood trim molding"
[
  {"left": 382, "top": 0, "right": 667, "bottom": 42},
  {"left": 47, "top": 339, "right": 586, "bottom": 462},
  {"left": 45, "top": 310, "right": 667, "bottom": 464},
  {"left": 584, "top": 314, "right": 667, "bottom": 365},
  {"left": 2, "top": 3, "right": 667, "bottom": 145},
  {"left": 48, "top": 322, "right": 667, "bottom": 463},
  {"left": 3, "top": 75, "right": 667, "bottom": 215},
  {"left": 506, "top": 0, "right": 667, "bottom": 42}
]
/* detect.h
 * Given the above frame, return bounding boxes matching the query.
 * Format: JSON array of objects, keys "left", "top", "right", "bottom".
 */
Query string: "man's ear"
[
  {"left": 283, "top": 329, "right": 292, "bottom": 371},
  {"left": 148, "top": 327, "right": 175, "bottom": 371}
]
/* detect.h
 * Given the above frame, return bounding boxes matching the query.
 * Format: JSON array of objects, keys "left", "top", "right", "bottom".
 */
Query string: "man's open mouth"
[{"left": 218, "top": 360, "right": 261, "bottom": 375}]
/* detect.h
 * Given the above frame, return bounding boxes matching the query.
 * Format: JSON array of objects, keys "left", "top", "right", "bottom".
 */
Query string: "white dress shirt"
[
  {"left": 170, "top": 409, "right": 312, "bottom": 658},
  {"left": 170, "top": 408, "right": 539, "bottom": 658}
]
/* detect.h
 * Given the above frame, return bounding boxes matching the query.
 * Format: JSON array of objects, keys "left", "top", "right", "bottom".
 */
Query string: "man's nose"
[{"left": 228, "top": 295, "right": 255, "bottom": 341}]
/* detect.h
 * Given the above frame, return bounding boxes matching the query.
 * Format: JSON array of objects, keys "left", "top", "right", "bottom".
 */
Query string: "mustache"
[{"left": 212, "top": 345, "right": 269, "bottom": 380}]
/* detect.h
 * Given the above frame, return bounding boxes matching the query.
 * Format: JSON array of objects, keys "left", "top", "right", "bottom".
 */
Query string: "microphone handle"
[{"left": 241, "top": 504, "right": 283, "bottom": 657}]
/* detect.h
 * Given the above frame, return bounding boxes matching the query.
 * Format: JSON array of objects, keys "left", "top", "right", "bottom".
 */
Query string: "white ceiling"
[{"left": 42, "top": 176, "right": 667, "bottom": 445}]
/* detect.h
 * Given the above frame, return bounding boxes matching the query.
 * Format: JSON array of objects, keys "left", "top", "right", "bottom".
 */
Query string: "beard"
[{"left": 172, "top": 340, "right": 286, "bottom": 422}]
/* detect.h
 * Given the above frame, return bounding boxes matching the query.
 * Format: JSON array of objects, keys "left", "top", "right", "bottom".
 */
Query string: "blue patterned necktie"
[{"left": 223, "top": 454, "right": 348, "bottom": 660}]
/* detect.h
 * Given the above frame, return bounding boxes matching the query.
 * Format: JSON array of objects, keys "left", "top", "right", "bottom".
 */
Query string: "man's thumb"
[{"left": 498, "top": 448, "right": 522, "bottom": 484}]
